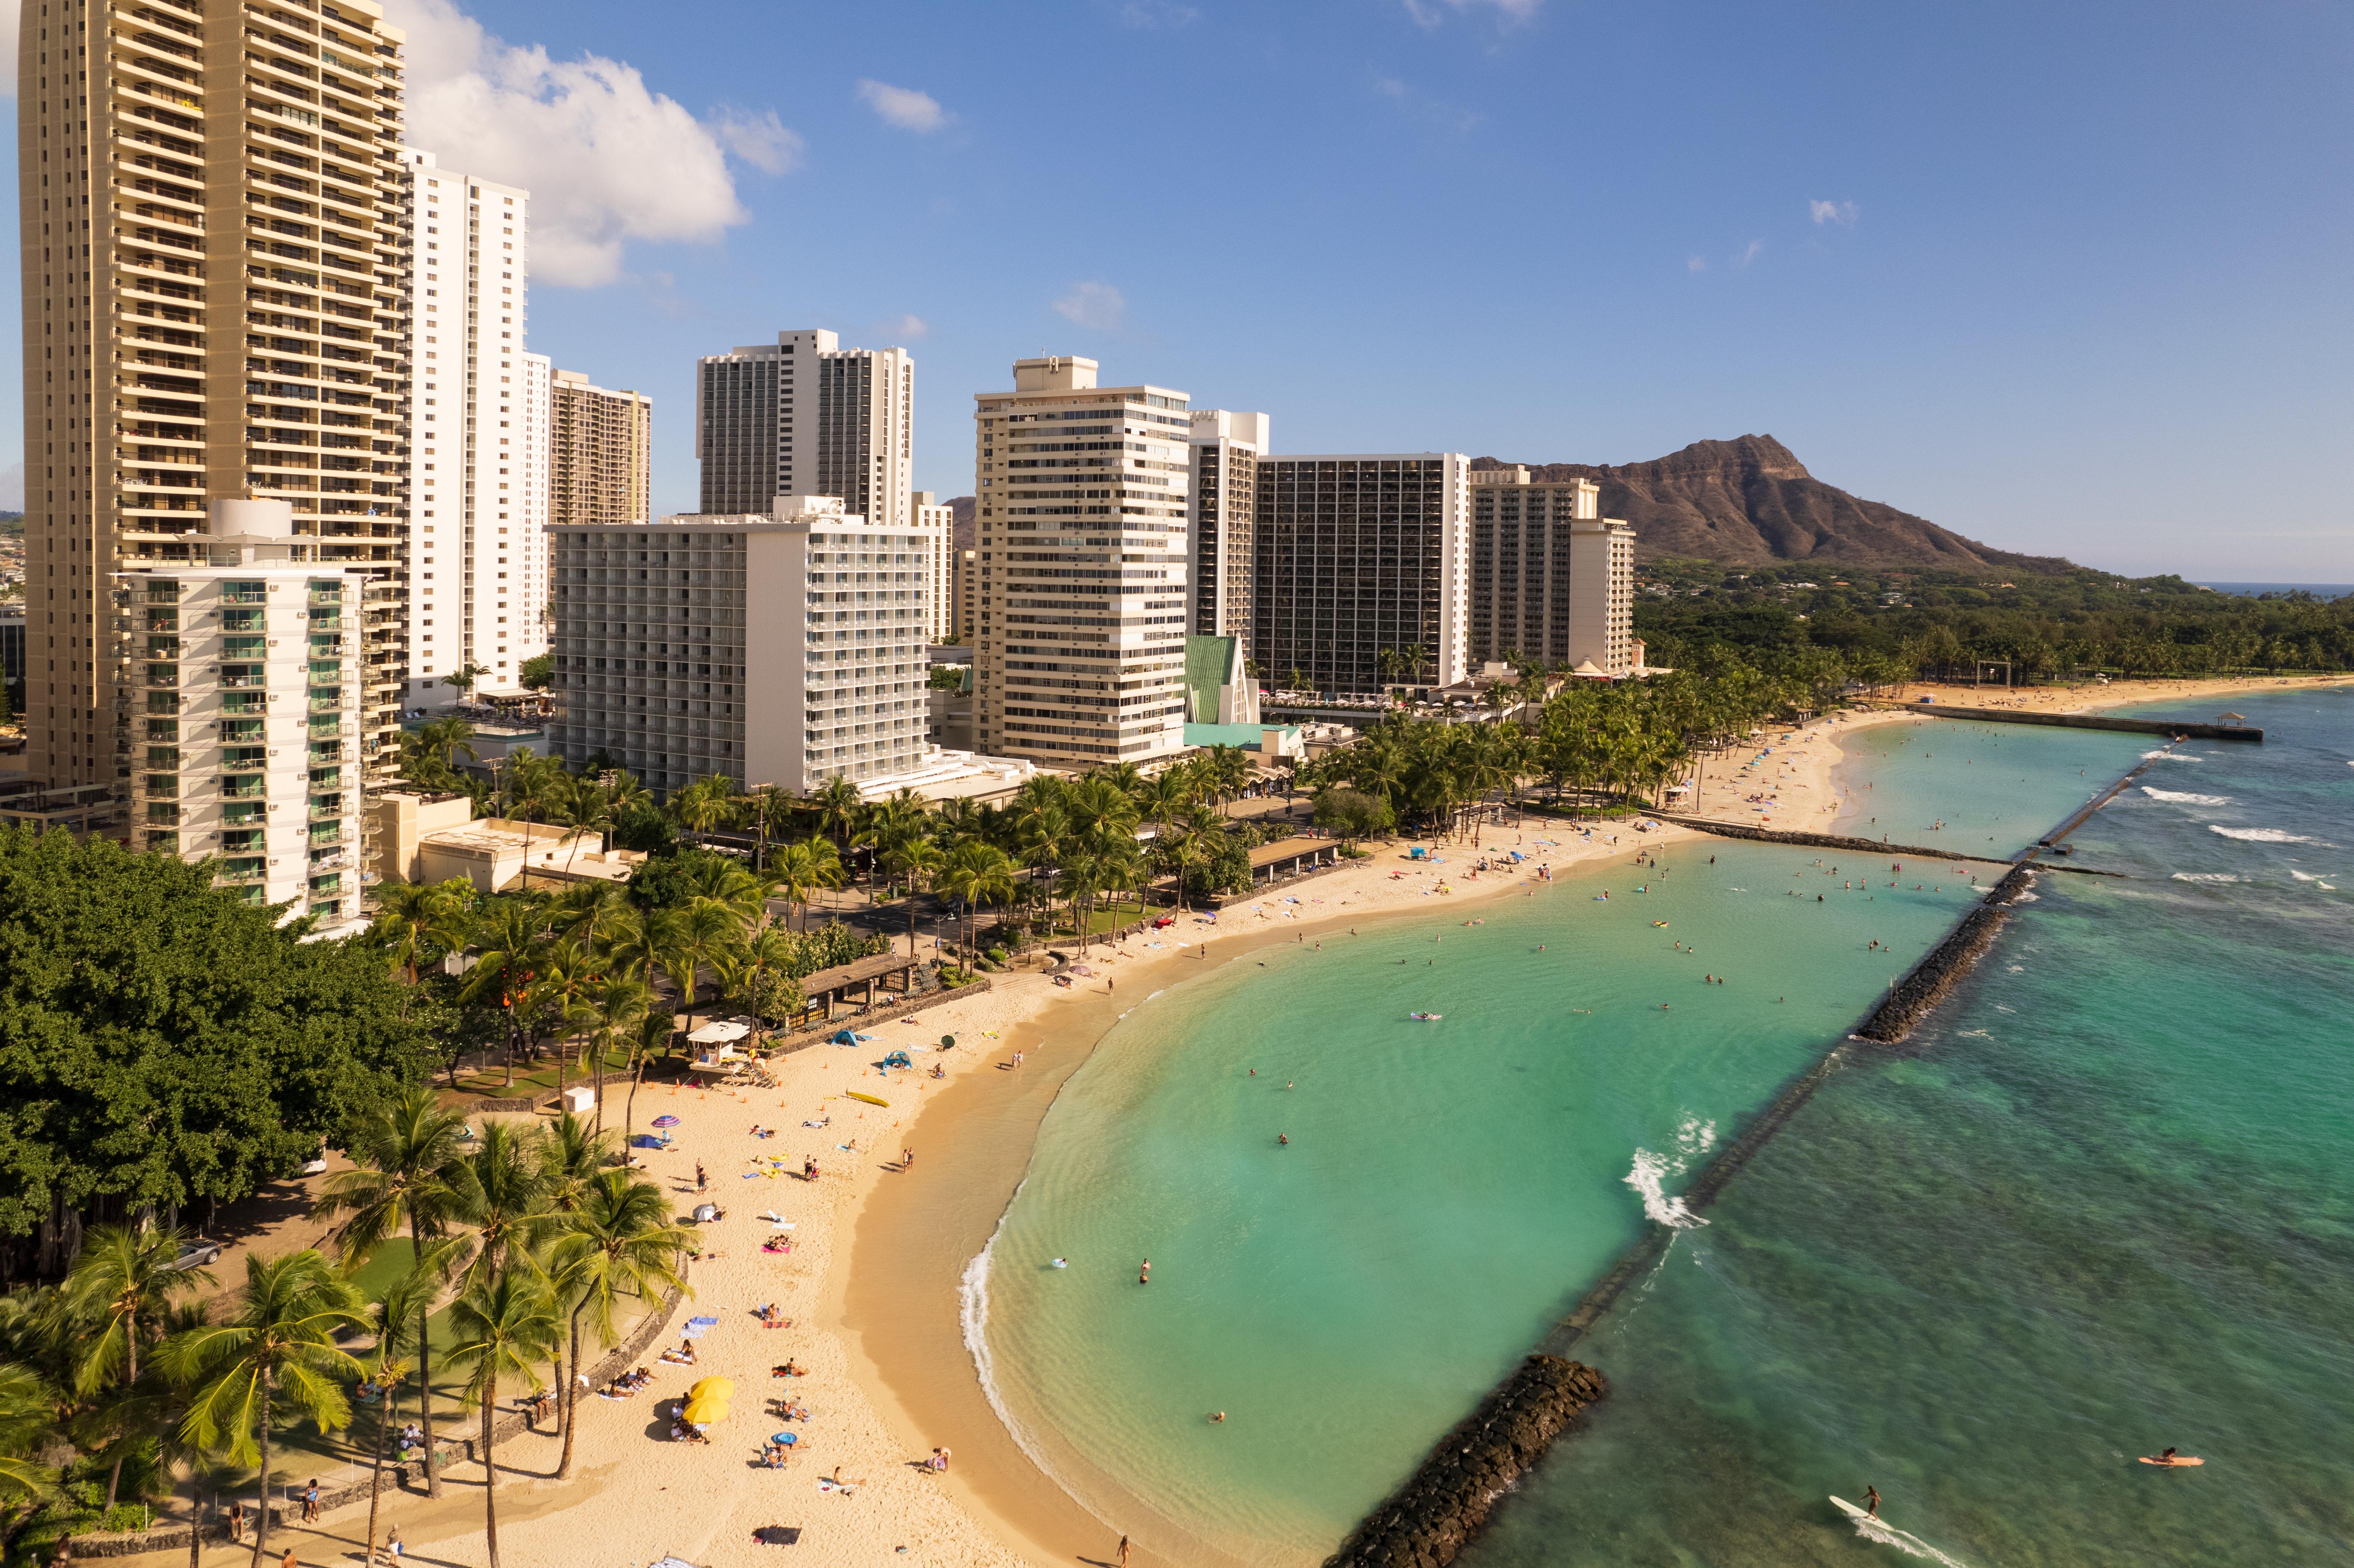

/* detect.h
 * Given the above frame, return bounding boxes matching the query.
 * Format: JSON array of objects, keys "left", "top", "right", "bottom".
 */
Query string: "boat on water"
[{"left": 1408, "top": 1012, "right": 1443, "bottom": 1021}]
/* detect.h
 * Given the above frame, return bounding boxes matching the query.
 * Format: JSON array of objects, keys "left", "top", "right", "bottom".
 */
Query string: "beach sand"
[{"left": 153, "top": 672, "right": 2343, "bottom": 1568}]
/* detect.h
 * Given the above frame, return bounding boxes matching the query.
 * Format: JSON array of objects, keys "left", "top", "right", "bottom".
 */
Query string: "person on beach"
[
  {"left": 386, "top": 1527, "right": 402, "bottom": 1562},
  {"left": 696, "top": 1164, "right": 708, "bottom": 1193},
  {"left": 302, "top": 1479, "right": 318, "bottom": 1521},
  {"left": 1118, "top": 1536, "right": 1131, "bottom": 1567},
  {"left": 1864, "top": 1486, "right": 1881, "bottom": 1518}
]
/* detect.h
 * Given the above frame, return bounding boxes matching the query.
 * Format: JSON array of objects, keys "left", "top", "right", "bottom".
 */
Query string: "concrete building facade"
[
  {"left": 1467, "top": 467, "right": 1638, "bottom": 675},
  {"left": 912, "top": 489, "right": 955, "bottom": 641},
  {"left": 118, "top": 500, "right": 364, "bottom": 927},
  {"left": 1187, "top": 408, "right": 1268, "bottom": 655},
  {"left": 401, "top": 150, "right": 546, "bottom": 706},
  {"left": 551, "top": 369, "right": 653, "bottom": 526},
  {"left": 17, "top": 0, "right": 411, "bottom": 801},
  {"left": 1252, "top": 453, "right": 1471, "bottom": 695},
  {"left": 972, "top": 356, "right": 1193, "bottom": 767},
  {"left": 951, "top": 546, "right": 977, "bottom": 643},
  {"left": 545, "top": 496, "right": 935, "bottom": 793},
  {"left": 695, "top": 329, "right": 913, "bottom": 530}
]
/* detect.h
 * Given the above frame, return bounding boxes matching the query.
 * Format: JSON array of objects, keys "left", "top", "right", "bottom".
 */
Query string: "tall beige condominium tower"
[
  {"left": 1467, "top": 467, "right": 1636, "bottom": 674},
  {"left": 1252, "top": 453, "right": 1471, "bottom": 694},
  {"left": 696, "top": 329, "right": 912, "bottom": 529},
  {"left": 972, "top": 356, "right": 1192, "bottom": 767},
  {"left": 1186, "top": 408, "right": 1268, "bottom": 654},
  {"left": 17, "top": 0, "right": 411, "bottom": 796},
  {"left": 951, "top": 546, "right": 976, "bottom": 642},
  {"left": 550, "top": 368, "right": 652, "bottom": 525},
  {"left": 911, "top": 489, "right": 953, "bottom": 641},
  {"left": 400, "top": 149, "right": 545, "bottom": 706}
]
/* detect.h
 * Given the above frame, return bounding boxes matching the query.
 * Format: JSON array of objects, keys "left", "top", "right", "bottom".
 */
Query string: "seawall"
[
  {"left": 1859, "top": 701, "right": 2262, "bottom": 742},
  {"left": 1653, "top": 815, "right": 2121, "bottom": 876},
  {"left": 1323, "top": 1356, "right": 1610, "bottom": 1568}
]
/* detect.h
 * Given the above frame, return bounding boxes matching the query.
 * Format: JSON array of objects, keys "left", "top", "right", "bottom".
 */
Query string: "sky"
[{"left": 5, "top": 0, "right": 2351, "bottom": 580}]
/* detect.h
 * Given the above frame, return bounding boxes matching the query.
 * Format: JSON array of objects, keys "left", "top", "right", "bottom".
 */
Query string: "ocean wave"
[
  {"left": 1627, "top": 1116, "right": 1715, "bottom": 1232},
  {"left": 958, "top": 1180, "right": 1114, "bottom": 1533},
  {"left": 2209, "top": 825, "right": 2324, "bottom": 844},
  {"left": 2142, "top": 750, "right": 2201, "bottom": 762},
  {"left": 2290, "top": 870, "right": 2320, "bottom": 882},
  {"left": 2171, "top": 872, "right": 2242, "bottom": 883},
  {"left": 2141, "top": 787, "right": 2231, "bottom": 806},
  {"left": 1843, "top": 1506, "right": 1979, "bottom": 1567}
]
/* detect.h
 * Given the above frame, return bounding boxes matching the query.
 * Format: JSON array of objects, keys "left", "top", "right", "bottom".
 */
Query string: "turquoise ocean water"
[
  {"left": 972, "top": 718, "right": 2181, "bottom": 1561},
  {"left": 1464, "top": 687, "right": 2354, "bottom": 1566}
]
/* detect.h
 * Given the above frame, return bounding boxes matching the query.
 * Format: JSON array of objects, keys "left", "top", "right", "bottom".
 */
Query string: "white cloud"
[
  {"left": 387, "top": 0, "right": 791, "bottom": 287},
  {"left": 1736, "top": 240, "right": 1764, "bottom": 268},
  {"left": 878, "top": 314, "right": 930, "bottom": 340},
  {"left": 1810, "top": 199, "right": 1861, "bottom": 226},
  {"left": 714, "top": 108, "right": 805, "bottom": 174},
  {"left": 856, "top": 80, "right": 950, "bottom": 133},
  {"left": 1052, "top": 282, "right": 1126, "bottom": 332},
  {"left": 1687, "top": 255, "right": 1708, "bottom": 274},
  {"left": 1405, "top": 0, "right": 1541, "bottom": 25}
]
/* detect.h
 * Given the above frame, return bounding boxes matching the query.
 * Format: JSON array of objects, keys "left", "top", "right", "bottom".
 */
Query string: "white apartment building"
[
  {"left": 912, "top": 489, "right": 955, "bottom": 641},
  {"left": 696, "top": 330, "right": 913, "bottom": 529},
  {"left": 1252, "top": 453, "right": 1472, "bottom": 694},
  {"left": 118, "top": 501, "right": 364, "bottom": 928},
  {"left": 401, "top": 149, "right": 548, "bottom": 707},
  {"left": 1467, "top": 468, "right": 1638, "bottom": 675},
  {"left": 1187, "top": 410, "right": 1269, "bottom": 655},
  {"left": 545, "top": 496, "right": 935, "bottom": 793},
  {"left": 973, "top": 357, "right": 1193, "bottom": 767}
]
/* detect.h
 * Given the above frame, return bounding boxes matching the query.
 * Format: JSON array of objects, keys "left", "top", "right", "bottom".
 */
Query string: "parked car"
[{"left": 167, "top": 1238, "right": 223, "bottom": 1272}]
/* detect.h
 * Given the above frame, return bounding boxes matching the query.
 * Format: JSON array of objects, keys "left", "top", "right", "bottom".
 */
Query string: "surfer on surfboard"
[
  {"left": 1864, "top": 1487, "right": 1880, "bottom": 1518},
  {"left": 2140, "top": 1447, "right": 2203, "bottom": 1467}
]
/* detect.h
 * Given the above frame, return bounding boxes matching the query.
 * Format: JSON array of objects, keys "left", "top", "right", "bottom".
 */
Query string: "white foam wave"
[
  {"left": 1844, "top": 1507, "right": 1979, "bottom": 1567},
  {"left": 2011, "top": 891, "right": 2039, "bottom": 902},
  {"left": 2142, "top": 750, "right": 2200, "bottom": 761},
  {"left": 2209, "top": 825, "right": 2323, "bottom": 844},
  {"left": 2141, "top": 787, "right": 2231, "bottom": 806},
  {"left": 2171, "top": 872, "right": 2241, "bottom": 884},
  {"left": 1625, "top": 1150, "right": 1708, "bottom": 1229},
  {"left": 958, "top": 1181, "right": 1115, "bottom": 1533},
  {"left": 2290, "top": 870, "right": 2320, "bottom": 882}
]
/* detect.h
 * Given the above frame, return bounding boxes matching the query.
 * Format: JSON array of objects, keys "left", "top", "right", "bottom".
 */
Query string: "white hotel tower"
[
  {"left": 400, "top": 149, "right": 549, "bottom": 707},
  {"left": 118, "top": 501, "right": 364, "bottom": 930}
]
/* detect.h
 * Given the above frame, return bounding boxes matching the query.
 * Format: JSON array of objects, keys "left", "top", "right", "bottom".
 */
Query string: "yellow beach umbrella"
[
  {"left": 682, "top": 1394, "right": 731, "bottom": 1425},
  {"left": 688, "top": 1377, "right": 735, "bottom": 1399}
]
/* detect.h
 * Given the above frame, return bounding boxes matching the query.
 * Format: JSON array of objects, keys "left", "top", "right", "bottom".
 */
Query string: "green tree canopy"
[{"left": 0, "top": 827, "right": 432, "bottom": 1238}]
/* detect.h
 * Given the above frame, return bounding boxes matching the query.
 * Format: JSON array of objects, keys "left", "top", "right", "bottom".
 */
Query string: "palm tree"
[
  {"left": 66, "top": 1224, "right": 213, "bottom": 1506},
  {"left": 599, "top": 903, "right": 678, "bottom": 987},
  {"left": 311, "top": 1088, "right": 468, "bottom": 1497},
  {"left": 441, "top": 1272, "right": 562, "bottom": 1568},
  {"left": 546, "top": 1171, "right": 691, "bottom": 1480},
  {"left": 460, "top": 896, "right": 551, "bottom": 1087},
  {"left": 745, "top": 783, "right": 797, "bottom": 872},
  {"left": 767, "top": 837, "right": 844, "bottom": 931},
  {"left": 579, "top": 975, "right": 651, "bottom": 1136},
  {"left": 882, "top": 837, "right": 945, "bottom": 955},
  {"left": 447, "top": 1121, "right": 555, "bottom": 1296},
  {"left": 417, "top": 715, "right": 480, "bottom": 772},
  {"left": 357, "top": 1263, "right": 436, "bottom": 1568},
  {"left": 1404, "top": 643, "right": 1432, "bottom": 688},
  {"left": 937, "top": 840, "right": 1018, "bottom": 961},
  {"left": 161, "top": 1250, "right": 366, "bottom": 1568},
  {"left": 664, "top": 897, "right": 747, "bottom": 1040},
  {"left": 622, "top": 1010, "right": 676, "bottom": 1152},
  {"left": 810, "top": 775, "right": 862, "bottom": 855},
  {"left": 368, "top": 878, "right": 474, "bottom": 990},
  {"left": 0, "top": 1362, "right": 62, "bottom": 1530},
  {"left": 669, "top": 775, "right": 743, "bottom": 848}
]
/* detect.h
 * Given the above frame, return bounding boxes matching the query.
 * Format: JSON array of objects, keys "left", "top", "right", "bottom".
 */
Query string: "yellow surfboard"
[{"left": 845, "top": 1091, "right": 890, "bottom": 1108}]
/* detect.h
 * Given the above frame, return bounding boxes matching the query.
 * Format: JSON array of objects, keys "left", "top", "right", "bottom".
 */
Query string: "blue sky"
[{"left": 6, "top": 1, "right": 2350, "bottom": 578}]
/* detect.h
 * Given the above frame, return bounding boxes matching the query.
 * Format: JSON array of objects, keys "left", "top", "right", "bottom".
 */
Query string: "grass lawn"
[{"left": 448, "top": 1043, "right": 639, "bottom": 1101}]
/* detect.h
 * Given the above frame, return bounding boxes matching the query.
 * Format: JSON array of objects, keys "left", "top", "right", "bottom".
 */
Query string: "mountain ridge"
[{"left": 1473, "top": 436, "right": 2071, "bottom": 573}]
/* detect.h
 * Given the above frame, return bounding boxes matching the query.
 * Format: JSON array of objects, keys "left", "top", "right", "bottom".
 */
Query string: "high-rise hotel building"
[
  {"left": 912, "top": 489, "right": 954, "bottom": 641},
  {"left": 1186, "top": 409, "right": 1268, "bottom": 653},
  {"left": 972, "top": 356, "right": 1193, "bottom": 766},
  {"left": 1252, "top": 454, "right": 1471, "bottom": 694},
  {"left": 545, "top": 496, "right": 935, "bottom": 793},
  {"left": 399, "top": 148, "right": 547, "bottom": 706},
  {"left": 696, "top": 329, "right": 913, "bottom": 529},
  {"left": 17, "top": 0, "right": 411, "bottom": 797},
  {"left": 1467, "top": 467, "right": 1638, "bottom": 675},
  {"left": 550, "top": 368, "right": 653, "bottom": 526}
]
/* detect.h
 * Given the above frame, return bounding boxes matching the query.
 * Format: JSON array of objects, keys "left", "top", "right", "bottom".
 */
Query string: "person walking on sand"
[
  {"left": 1118, "top": 1535, "right": 1131, "bottom": 1567},
  {"left": 696, "top": 1163, "right": 708, "bottom": 1194}
]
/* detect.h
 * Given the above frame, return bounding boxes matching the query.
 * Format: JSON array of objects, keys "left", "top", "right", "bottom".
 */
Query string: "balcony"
[
  {"left": 220, "top": 776, "right": 267, "bottom": 800},
  {"left": 308, "top": 872, "right": 346, "bottom": 896},
  {"left": 222, "top": 805, "right": 265, "bottom": 827},
  {"left": 216, "top": 858, "right": 267, "bottom": 885},
  {"left": 308, "top": 822, "right": 342, "bottom": 845}
]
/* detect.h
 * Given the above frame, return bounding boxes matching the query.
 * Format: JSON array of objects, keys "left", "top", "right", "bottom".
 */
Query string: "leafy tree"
[
  {"left": 0, "top": 828, "right": 430, "bottom": 1241},
  {"left": 1312, "top": 787, "right": 1394, "bottom": 846},
  {"left": 517, "top": 654, "right": 554, "bottom": 692},
  {"left": 545, "top": 1171, "right": 690, "bottom": 1480}
]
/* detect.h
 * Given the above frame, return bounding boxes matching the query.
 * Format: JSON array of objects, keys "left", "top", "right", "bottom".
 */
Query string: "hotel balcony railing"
[{"left": 220, "top": 776, "right": 267, "bottom": 800}]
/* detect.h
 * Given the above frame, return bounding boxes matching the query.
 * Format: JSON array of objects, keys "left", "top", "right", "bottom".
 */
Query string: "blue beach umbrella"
[{"left": 652, "top": 1114, "right": 681, "bottom": 1128}]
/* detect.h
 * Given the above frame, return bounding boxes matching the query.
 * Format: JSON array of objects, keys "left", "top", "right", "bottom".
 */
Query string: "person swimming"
[{"left": 1050, "top": 1258, "right": 1068, "bottom": 1269}]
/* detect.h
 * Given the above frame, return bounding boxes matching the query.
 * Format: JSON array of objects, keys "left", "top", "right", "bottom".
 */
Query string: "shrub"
[{"left": 984, "top": 946, "right": 1008, "bottom": 964}]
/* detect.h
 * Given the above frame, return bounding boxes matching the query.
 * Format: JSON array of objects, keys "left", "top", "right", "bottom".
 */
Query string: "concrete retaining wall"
[{"left": 1860, "top": 702, "right": 2261, "bottom": 742}]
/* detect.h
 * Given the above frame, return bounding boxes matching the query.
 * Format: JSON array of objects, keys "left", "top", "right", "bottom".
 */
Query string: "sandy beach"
[{"left": 153, "top": 670, "right": 2347, "bottom": 1568}]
